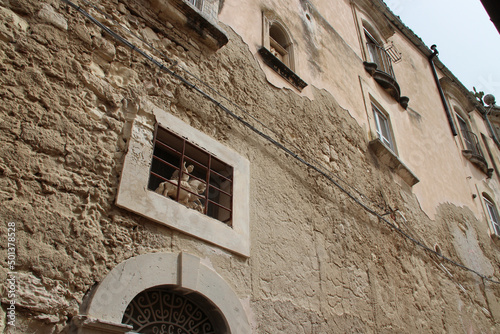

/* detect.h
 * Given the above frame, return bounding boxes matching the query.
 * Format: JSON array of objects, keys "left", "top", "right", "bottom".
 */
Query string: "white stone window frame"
[
  {"left": 372, "top": 103, "right": 396, "bottom": 153},
  {"left": 483, "top": 195, "right": 500, "bottom": 237},
  {"left": 262, "top": 13, "right": 296, "bottom": 71},
  {"left": 116, "top": 99, "right": 250, "bottom": 257},
  {"left": 363, "top": 90, "right": 418, "bottom": 186}
]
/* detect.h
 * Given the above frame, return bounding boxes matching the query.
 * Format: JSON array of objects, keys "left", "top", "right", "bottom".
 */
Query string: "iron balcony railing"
[
  {"left": 367, "top": 42, "right": 395, "bottom": 79},
  {"left": 462, "top": 130, "right": 485, "bottom": 158}
]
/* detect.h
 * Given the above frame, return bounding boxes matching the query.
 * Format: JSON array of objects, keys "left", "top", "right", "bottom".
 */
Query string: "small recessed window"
[
  {"left": 269, "top": 23, "right": 291, "bottom": 68},
  {"left": 484, "top": 196, "right": 500, "bottom": 236},
  {"left": 259, "top": 13, "right": 307, "bottom": 91},
  {"left": 372, "top": 104, "right": 394, "bottom": 152},
  {"left": 148, "top": 126, "right": 233, "bottom": 226}
]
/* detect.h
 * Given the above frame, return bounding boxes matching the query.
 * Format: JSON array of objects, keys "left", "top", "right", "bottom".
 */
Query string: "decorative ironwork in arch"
[{"left": 122, "top": 288, "right": 218, "bottom": 334}]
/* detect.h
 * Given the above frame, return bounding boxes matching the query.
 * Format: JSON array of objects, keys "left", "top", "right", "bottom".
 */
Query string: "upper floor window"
[
  {"left": 115, "top": 100, "right": 250, "bottom": 256},
  {"left": 483, "top": 195, "right": 500, "bottom": 236},
  {"left": 365, "top": 29, "right": 381, "bottom": 65},
  {"left": 269, "top": 23, "right": 293, "bottom": 69},
  {"left": 453, "top": 109, "right": 491, "bottom": 175},
  {"left": 373, "top": 103, "right": 394, "bottom": 152},
  {"left": 363, "top": 27, "right": 394, "bottom": 78},
  {"left": 361, "top": 21, "right": 407, "bottom": 108},
  {"left": 149, "top": 126, "right": 233, "bottom": 225},
  {"left": 258, "top": 12, "right": 307, "bottom": 91},
  {"left": 456, "top": 112, "right": 476, "bottom": 152},
  {"left": 187, "top": 0, "right": 203, "bottom": 10},
  {"left": 367, "top": 100, "right": 418, "bottom": 186}
]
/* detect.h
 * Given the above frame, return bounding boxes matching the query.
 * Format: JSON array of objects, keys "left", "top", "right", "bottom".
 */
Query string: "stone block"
[{"left": 37, "top": 4, "right": 67, "bottom": 31}]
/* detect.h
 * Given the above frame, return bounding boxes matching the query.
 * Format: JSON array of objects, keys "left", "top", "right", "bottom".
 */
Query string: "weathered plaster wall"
[
  {"left": 219, "top": 0, "right": 500, "bottom": 222},
  {"left": 383, "top": 32, "right": 478, "bottom": 218},
  {"left": 0, "top": 0, "right": 499, "bottom": 333}
]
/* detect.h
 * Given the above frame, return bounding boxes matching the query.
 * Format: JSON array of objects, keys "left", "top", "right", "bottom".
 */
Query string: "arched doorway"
[
  {"left": 74, "top": 252, "right": 251, "bottom": 333},
  {"left": 122, "top": 286, "right": 229, "bottom": 333}
]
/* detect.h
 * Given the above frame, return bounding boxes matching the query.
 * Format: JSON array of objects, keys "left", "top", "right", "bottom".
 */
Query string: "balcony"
[
  {"left": 363, "top": 43, "right": 409, "bottom": 109},
  {"left": 461, "top": 130, "right": 493, "bottom": 176}
]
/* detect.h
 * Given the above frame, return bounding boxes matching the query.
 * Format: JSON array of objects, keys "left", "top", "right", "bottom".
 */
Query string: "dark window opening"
[
  {"left": 148, "top": 126, "right": 233, "bottom": 226},
  {"left": 269, "top": 23, "right": 291, "bottom": 68}
]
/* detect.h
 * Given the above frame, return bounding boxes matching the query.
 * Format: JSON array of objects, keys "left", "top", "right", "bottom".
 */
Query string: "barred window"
[{"left": 148, "top": 126, "right": 233, "bottom": 225}]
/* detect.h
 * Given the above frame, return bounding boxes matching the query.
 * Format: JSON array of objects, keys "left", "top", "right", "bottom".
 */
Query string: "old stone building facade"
[{"left": 1, "top": 0, "right": 500, "bottom": 332}]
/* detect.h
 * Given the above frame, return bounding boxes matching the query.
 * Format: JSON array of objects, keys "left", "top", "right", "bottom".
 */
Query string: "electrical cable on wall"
[
  {"left": 73, "top": 0, "right": 373, "bottom": 206},
  {"left": 61, "top": 0, "right": 500, "bottom": 285}
]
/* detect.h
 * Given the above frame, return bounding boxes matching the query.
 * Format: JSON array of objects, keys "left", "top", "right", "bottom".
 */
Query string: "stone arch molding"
[{"left": 72, "top": 252, "right": 251, "bottom": 333}]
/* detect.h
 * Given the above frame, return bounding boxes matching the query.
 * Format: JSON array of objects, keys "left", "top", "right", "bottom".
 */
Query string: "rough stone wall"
[{"left": 0, "top": 0, "right": 499, "bottom": 333}]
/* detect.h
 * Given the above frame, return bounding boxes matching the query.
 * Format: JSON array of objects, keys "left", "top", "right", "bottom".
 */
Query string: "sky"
[{"left": 384, "top": 0, "right": 500, "bottom": 105}]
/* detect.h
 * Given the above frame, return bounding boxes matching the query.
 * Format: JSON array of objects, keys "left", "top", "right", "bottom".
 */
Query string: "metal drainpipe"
[
  {"left": 428, "top": 45, "right": 458, "bottom": 136},
  {"left": 484, "top": 105, "right": 500, "bottom": 148}
]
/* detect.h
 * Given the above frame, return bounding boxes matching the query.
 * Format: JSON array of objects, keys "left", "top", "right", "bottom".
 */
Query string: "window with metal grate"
[{"left": 148, "top": 126, "right": 233, "bottom": 225}]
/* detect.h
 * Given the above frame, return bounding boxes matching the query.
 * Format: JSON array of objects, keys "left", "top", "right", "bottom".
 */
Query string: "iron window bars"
[
  {"left": 365, "top": 29, "right": 395, "bottom": 79},
  {"left": 148, "top": 126, "right": 233, "bottom": 226}
]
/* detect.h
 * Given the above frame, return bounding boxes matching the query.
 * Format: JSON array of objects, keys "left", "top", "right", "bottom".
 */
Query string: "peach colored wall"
[{"left": 220, "top": 0, "right": 500, "bottom": 222}]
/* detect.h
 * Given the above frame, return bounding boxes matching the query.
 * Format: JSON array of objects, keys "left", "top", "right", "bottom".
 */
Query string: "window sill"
[
  {"left": 151, "top": 0, "right": 228, "bottom": 50},
  {"left": 258, "top": 47, "right": 308, "bottom": 91},
  {"left": 369, "top": 138, "right": 419, "bottom": 186}
]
